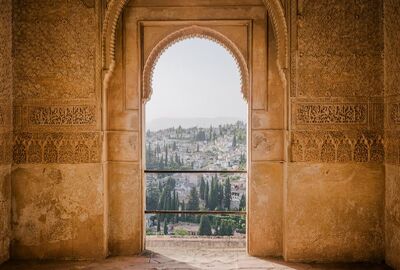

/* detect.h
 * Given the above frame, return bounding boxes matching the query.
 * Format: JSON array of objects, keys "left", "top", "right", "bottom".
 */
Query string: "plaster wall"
[
  {"left": 10, "top": 0, "right": 106, "bottom": 259},
  {"left": 1, "top": 0, "right": 396, "bottom": 265},
  {"left": 384, "top": 0, "right": 400, "bottom": 268},
  {"left": 286, "top": 0, "right": 385, "bottom": 262},
  {"left": 0, "top": 0, "right": 13, "bottom": 264}
]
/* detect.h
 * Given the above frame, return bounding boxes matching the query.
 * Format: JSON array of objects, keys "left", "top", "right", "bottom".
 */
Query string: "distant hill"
[{"left": 146, "top": 117, "right": 246, "bottom": 131}]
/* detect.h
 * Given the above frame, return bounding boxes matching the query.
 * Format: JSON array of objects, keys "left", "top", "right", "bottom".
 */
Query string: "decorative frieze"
[
  {"left": 0, "top": 133, "right": 12, "bottom": 165},
  {"left": 295, "top": 103, "right": 367, "bottom": 125},
  {"left": 13, "top": 132, "right": 102, "bottom": 164},
  {"left": 389, "top": 103, "right": 400, "bottom": 125},
  {"left": 28, "top": 105, "right": 96, "bottom": 126},
  {"left": 385, "top": 131, "right": 400, "bottom": 165},
  {"left": 291, "top": 131, "right": 385, "bottom": 163}
]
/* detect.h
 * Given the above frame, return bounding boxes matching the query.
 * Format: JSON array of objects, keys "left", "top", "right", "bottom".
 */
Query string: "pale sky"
[{"left": 146, "top": 38, "right": 247, "bottom": 124}]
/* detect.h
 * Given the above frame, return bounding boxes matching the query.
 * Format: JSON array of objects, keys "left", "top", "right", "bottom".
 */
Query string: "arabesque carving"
[
  {"left": 291, "top": 131, "right": 384, "bottom": 163},
  {"left": 142, "top": 26, "right": 250, "bottom": 102},
  {"left": 389, "top": 103, "right": 400, "bottom": 125},
  {"left": 13, "top": 133, "right": 101, "bottom": 164},
  {"left": 296, "top": 103, "right": 367, "bottom": 125},
  {"left": 28, "top": 105, "right": 96, "bottom": 126},
  {"left": 295, "top": 0, "right": 383, "bottom": 97},
  {"left": 384, "top": 0, "right": 400, "bottom": 97},
  {"left": 13, "top": 0, "right": 98, "bottom": 99},
  {"left": 0, "top": 133, "right": 12, "bottom": 165}
]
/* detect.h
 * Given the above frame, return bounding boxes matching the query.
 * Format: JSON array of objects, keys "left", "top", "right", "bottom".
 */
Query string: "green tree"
[
  {"left": 199, "top": 177, "right": 206, "bottom": 200},
  {"left": 219, "top": 220, "right": 233, "bottom": 236},
  {"left": 172, "top": 141, "right": 177, "bottom": 151},
  {"left": 224, "top": 178, "right": 232, "bottom": 210},
  {"left": 187, "top": 187, "right": 200, "bottom": 211},
  {"left": 163, "top": 221, "right": 168, "bottom": 235},
  {"left": 146, "top": 184, "right": 160, "bottom": 211},
  {"left": 209, "top": 175, "right": 218, "bottom": 210},
  {"left": 217, "top": 182, "right": 224, "bottom": 209},
  {"left": 198, "top": 215, "right": 212, "bottom": 236},
  {"left": 239, "top": 194, "right": 246, "bottom": 211},
  {"left": 205, "top": 181, "right": 209, "bottom": 208},
  {"left": 232, "top": 133, "right": 237, "bottom": 148},
  {"left": 165, "top": 145, "right": 168, "bottom": 166}
]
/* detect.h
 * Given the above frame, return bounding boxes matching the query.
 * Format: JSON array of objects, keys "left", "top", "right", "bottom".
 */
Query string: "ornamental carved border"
[
  {"left": 13, "top": 103, "right": 99, "bottom": 132},
  {"left": 0, "top": 133, "right": 12, "bottom": 165},
  {"left": 389, "top": 103, "right": 400, "bottom": 125},
  {"left": 295, "top": 103, "right": 368, "bottom": 125},
  {"left": 13, "top": 132, "right": 102, "bottom": 164},
  {"left": 27, "top": 105, "right": 96, "bottom": 126},
  {"left": 291, "top": 131, "right": 385, "bottom": 163},
  {"left": 292, "top": 101, "right": 384, "bottom": 130},
  {"left": 142, "top": 25, "right": 250, "bottom": 102}
]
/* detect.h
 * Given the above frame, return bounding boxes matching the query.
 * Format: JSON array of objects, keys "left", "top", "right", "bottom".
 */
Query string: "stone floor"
[{"left": 0, "top": 248, "right": 392, "bottom": 270}]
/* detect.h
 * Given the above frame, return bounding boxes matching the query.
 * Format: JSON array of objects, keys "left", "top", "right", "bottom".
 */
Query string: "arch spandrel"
[
  {"left": 142, "top": 26, "right": 250, "bottom": 102},
  {"left": 102, "top": 0, "right": 289, "bottom": 76}
]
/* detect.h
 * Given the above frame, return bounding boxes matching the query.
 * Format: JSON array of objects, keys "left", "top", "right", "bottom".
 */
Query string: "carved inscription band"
[
  {"left": 29, "top": 105, "right": 96, "bottom": 126},
  {"left": 296, "top": 103, "right": 368, "bottom": 125}
]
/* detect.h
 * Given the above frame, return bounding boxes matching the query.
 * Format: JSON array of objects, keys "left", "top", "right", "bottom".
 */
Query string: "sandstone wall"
[
  {"left": 11, "top": 0, "right": 106, "bottom": 259},
  {"left": 286, "top": 0, "right": 385, "bottom": 262},
  {"left": 384, "top": 0, "right": 400, "bottom": 268},
  {"left": 3, "top": 0, "right": 394, "bottom": 264},
  {"left": 0, "top": 0, "right": 13, "bottom": 264}
]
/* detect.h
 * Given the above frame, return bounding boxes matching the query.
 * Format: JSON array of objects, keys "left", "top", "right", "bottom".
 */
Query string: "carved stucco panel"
[
  {"left": 295, "top": 0, "right": 383, "bottom": 98},
  {"left": 384, "top": 0, "right": 400, "bottom": 97},
  {"left": 291, "top": 131, "right": 385, "bottom": 163},
  {"left": 13, "top": 0, "right": 99, "bottom": 100}
]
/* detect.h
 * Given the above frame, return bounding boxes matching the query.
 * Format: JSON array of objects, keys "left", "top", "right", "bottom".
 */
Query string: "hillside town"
[{"left": 145, "top": 121, "right": 247, "bottom": 237}]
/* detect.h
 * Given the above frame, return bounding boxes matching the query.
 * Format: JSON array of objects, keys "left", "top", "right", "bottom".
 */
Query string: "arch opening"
[{"left": 144, "top": 37, "right": 249, "bottom": 249}]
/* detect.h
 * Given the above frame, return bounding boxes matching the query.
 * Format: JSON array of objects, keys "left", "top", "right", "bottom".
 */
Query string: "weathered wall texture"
[
  {"left": 1, "top": 0, "right": 397, "bottom": 265},
  {"left": 107, "top": 20, "right": 142, "bottom": 255},
  {"left": 287, "top": 0, "right": 385, "bottom": 262},
  {"left": 11, "top": 0, "right": 105, "bottom": 259},
  {"left": 0, "top": 0, "right": 13, "bottom": 264},
  {"left": 384, "top": 0, "right": 400, "bottom": 268}
]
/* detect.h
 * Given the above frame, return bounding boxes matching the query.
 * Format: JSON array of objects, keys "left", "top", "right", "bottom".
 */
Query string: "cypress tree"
[
  {"left": 198, "top": 215, "right": 212, "bottom": 236},
  {"left": 199, "top": 177, "right": 206, "bottom": 200},
  {"left": 205, "top": 181, "right": 209, "bottom": 208},
  {"left": 165, "top": 146, "right": 168, "bottom": 166},
  {"left": 209, "top": 175, "right": 218, "bottom": 210},
  {"left": 239, "top": 194, "right": 246, "bottom": 211},
  {"left": 187, "top": 187, "right": 200, "bottom": 211},
  {"left": 217, "top": 182, "right": 224, "bottom": 209},
  {"left": 157, "top": 217, "right": 161, "bottom": 232},
  {"left": 232, "top": 133, "right": 237, "bottom": 148},
  {"left": 224, "top": 178, "right": 232, "bottom": 210},
  {"left": 163, "top": 221, "right": 168, "bottom": 235}
]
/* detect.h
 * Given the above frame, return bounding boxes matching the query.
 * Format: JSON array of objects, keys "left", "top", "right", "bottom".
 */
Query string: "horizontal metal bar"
[
  {"left": 145, "top": 210, "right": 246, "bottom": 215},
  {"left": 144, "top": 170, "right": 247, "bottom": 174}
]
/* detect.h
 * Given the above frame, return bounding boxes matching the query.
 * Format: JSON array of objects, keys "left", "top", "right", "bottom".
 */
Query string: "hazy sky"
[{"left": 146, "top": 38, "right": 247, "bottom": 123}]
